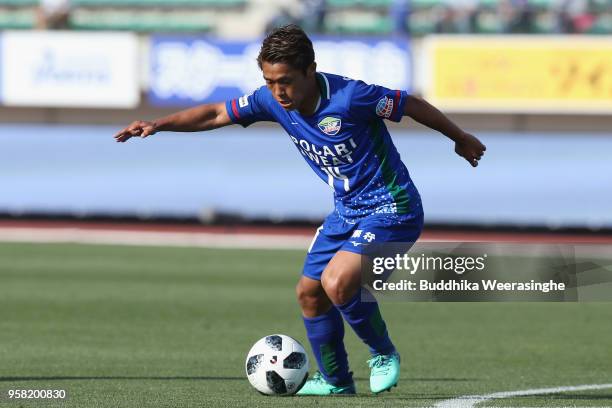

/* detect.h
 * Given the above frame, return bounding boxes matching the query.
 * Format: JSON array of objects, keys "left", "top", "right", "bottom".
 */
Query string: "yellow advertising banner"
[{"left": 425, "top": 36, "right": 612, "bottom": 113}]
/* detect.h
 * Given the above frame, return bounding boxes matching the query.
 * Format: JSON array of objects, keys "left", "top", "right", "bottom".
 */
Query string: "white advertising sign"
[{"left": 1, "top": 31, "right": 139, "bottom": 108}]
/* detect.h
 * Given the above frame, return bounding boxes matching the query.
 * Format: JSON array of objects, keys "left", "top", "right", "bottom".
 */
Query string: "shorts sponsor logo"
[
  {"left": 238, "top": 95, "right": 249, "bottom": 108},
  {"left": 350, "top": 231, "right": 376, "bottom": 246},
  {"left": 363, "top": 232, "right": 376, "bottom": 242},
  {"left": 376, "top": 96, "right": 393, "bottom": 118},
  {"left": 317, "top": 116, "right": 342, "bottom": 136}
]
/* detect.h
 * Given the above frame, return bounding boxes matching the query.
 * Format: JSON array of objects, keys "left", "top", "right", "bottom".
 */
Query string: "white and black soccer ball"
[{"left": 245, "top": 334, "right": 309, "bottom": 395}]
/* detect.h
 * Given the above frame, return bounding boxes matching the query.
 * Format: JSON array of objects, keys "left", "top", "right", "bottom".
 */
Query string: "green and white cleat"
[
  {"left": 368, "top": 351, "right": 400, "bottom": 394},
  {"left": 296, "top": 371, "right": 356, "bottom": 396}
]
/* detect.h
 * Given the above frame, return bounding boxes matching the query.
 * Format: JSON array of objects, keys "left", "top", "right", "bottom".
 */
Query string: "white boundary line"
[{"left": 435, "top": 383, "right": 612, "bottom": 408}]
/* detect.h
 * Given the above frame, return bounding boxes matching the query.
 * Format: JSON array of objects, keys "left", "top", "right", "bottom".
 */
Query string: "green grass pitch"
[{"left": 0, "top": 242, "right": 611, "bottom": 407}]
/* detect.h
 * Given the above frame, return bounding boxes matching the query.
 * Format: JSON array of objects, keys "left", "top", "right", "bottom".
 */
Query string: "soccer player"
[{"left": 115, "top": 24, "right": 486, "bottom": 395}]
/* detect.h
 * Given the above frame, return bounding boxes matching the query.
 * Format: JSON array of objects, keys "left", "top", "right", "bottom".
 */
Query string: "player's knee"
[
  {"left": 295, "top": 281, "right": 310, "bottom": 306},
  {"left": 321, "top": 266, "right": 359, "bottom": 305},
  {"left": 296, "top": 280, "right": 328, "bottom": 313}
]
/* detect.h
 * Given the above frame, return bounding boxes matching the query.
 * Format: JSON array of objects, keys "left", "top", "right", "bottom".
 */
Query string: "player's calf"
[{"left": 297, "top": 276, "right": 353, "bottom": 391}]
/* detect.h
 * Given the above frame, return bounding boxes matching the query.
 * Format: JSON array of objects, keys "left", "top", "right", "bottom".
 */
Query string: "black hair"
[{"left": 257, "top": 24, "right": 315, "bottom": 74}]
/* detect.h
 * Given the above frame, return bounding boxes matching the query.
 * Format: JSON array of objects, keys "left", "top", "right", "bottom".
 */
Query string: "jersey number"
[{"left": 321, "top": 166, "right": 350, "bottom": 192}]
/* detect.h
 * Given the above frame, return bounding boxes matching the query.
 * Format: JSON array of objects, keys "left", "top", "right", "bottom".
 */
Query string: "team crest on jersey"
[
  {"left": 318, "top": 116, "right": 342, "bottom": 135},
  {"left": 376, "top": 96, "right": 394, "bottom": 118}
]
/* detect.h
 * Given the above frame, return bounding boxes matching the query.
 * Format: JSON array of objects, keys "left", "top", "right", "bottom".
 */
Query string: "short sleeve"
[
  {"left": 350, "top": 80, "right": 408, "bottom": 123},
  {"left": 225, "top": 86, "right": 275, "bottom": 127}
]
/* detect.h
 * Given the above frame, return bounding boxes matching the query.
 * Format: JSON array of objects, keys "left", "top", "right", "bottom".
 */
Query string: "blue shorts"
[{"left": 302, "top": 212, "right": 424, "bottom": 281}]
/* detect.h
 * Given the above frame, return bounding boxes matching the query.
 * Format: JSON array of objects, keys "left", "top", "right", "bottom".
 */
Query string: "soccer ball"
[{"left": 245, "top": 334, "right": 309, "bottom": 395}]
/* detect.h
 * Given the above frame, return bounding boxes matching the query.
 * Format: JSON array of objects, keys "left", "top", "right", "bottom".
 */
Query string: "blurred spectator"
[
  {"left": 454, "top": 1, "right": 479, "bottom": 33},
  {"left": 265, "top": 1, "right": 326, "bottom": 34},
  {"left": 505, "top": 0, "right": 535, "bottom": 33},
  {"left": 37, "top": 0, "right": 71, "bottom": 30},
  {"left": 557, "top": 0, "right": 582, "bottom": 32},
  {"left": 389, "top": 0, "right": 410, "bottom": 35},
  {"left": 435, "top": 5, "right": 460, "bottom": 33},
  {"left": 265, "top": 8, "right": 300, "bottom": 34},
  {"left": 300, "top": 0, "right": 327, "bottom": 33},
  {"left": 264, "top": 0, "right": 610, "bottom": 35},
  {"left": 564, "top": 0, "right": 596, "bottom": 33}
]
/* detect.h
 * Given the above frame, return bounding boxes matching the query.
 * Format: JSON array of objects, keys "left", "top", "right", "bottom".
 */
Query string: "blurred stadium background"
[{"left": 1, "top": 0, "right": 612, "bottom": 234}]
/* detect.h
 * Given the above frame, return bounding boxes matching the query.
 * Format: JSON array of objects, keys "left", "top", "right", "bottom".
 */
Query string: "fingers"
[
  {"left": 473, "top": 143, "right": 485, "bottom": 158},
  {"left": 114, "top": 123, "right": 139, "bottom": 143},
  {"left": 471, "top": 144, "right": 486, "bottom": 165},
  {"left": 459, "top": 153, "right": 482, "bottom": 167},
  {"left": 114, "top": 131, "right": 132, "bottom": 143},
  {"left": 114, "top": 121, "right": 153, "bottom": 143},
  {"left": 469, "top": 150, "right": 484, "bottom": 167},
  {"left": 113, "top": 127, "right": 130, "bottom": 140},
  {"left": 456, "top": 134, "right": 486, "bottom": 167},
  {"left": 140, "top": 126, "right": 155, "bottom": 138},
  {"left": 115, "top": 130, "right": 138, "bottom": 143}
]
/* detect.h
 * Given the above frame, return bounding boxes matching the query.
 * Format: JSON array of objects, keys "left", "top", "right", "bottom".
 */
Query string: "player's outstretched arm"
[
  {"left": 403, "top": 95, "right": 486, "bottom": 167},
  {"left": 114, "top": 102, "right": 232, "bottom": 143}
]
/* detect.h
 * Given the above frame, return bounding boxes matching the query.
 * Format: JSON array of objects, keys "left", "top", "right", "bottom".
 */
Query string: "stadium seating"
[
  {"left": 0, "top": 0, "right": 610, "bottom": 34},
  {"left": 69, "top": 0, "right": 243, "bottom": 32},
  {"left": 70, "top": 0, "right": 246, "bottom": 7},
  {"left": 0, "top": 7, "right": 35, "bottom": 29},
  {"left": 69, "top": 9, "right": 214, "bottom": 32},
  {"left": 0, "top": 0, "right": 243, "bottom": 31},
  {"left": 408, "top": 0, "right": 446, "bottom": 35},
  {"left": 0, "top": 0, "right": 36, "bottom": 29},
  {"left": 0, "top": 0, "right": 38, "bottom": 5},
  {"left": 588, "top": 12, "right": 612, "bottom": 34},
  {"left": 327, "top": 0, "right": 393, "bottom": 8},
  {"left": 325, "top": 0, "right": 450, "bottom": 35},
  {"left": 324, "top": 16, "right": 392, "bottom": 34}
]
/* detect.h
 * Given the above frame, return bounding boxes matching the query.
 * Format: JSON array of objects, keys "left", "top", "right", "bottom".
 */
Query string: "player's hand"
[
  {"left": 114, "top": 120, "right": 157, "bottom": 143},
  {"left": 454, "top": 132, "right": 486, "bottom": 167}
]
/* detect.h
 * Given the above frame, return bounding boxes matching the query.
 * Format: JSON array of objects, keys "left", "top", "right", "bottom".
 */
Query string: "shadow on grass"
[
  {"left": 0, "top": 376, "right": 476, "bottom": 382},
  {"left": 0, "top": 376, "right": 244, "bottom": 381},
  {"left": 402, "top": 378, "right": 477, "bottom": 382}
]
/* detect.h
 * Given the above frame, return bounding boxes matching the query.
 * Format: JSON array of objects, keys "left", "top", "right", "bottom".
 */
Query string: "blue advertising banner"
[{"left": 149, "top": 36, "right": 412, "bottom": 106}]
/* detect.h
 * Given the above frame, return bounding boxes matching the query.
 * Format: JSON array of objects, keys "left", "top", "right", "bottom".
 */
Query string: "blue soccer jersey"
[{"left": 225, "top": 72, "right": 422, "bottom": 227}]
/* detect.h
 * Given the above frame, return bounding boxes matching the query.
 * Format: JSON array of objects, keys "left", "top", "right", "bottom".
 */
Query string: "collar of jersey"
[
  {"left": 307, "top": 72, "right": 329, "bottom": 116},
  {"left": 313, "top": 95, "right": 321, "bottom": 112},
  {"left": 315, "top": 72, "right": 330, "bottom": 101}
]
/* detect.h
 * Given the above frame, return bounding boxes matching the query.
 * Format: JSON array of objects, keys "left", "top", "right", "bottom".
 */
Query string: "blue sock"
[
  {"left": 337, "top": 288, "right": 395, "bottom": 356},
  {"left": 302, "top": 307, "right": 352, "bottom": 386}
]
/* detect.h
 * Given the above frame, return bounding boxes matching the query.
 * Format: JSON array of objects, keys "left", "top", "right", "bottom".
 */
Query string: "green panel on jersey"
[{"left": 369, "top": 120, "right": 410, "bottom": 214}]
